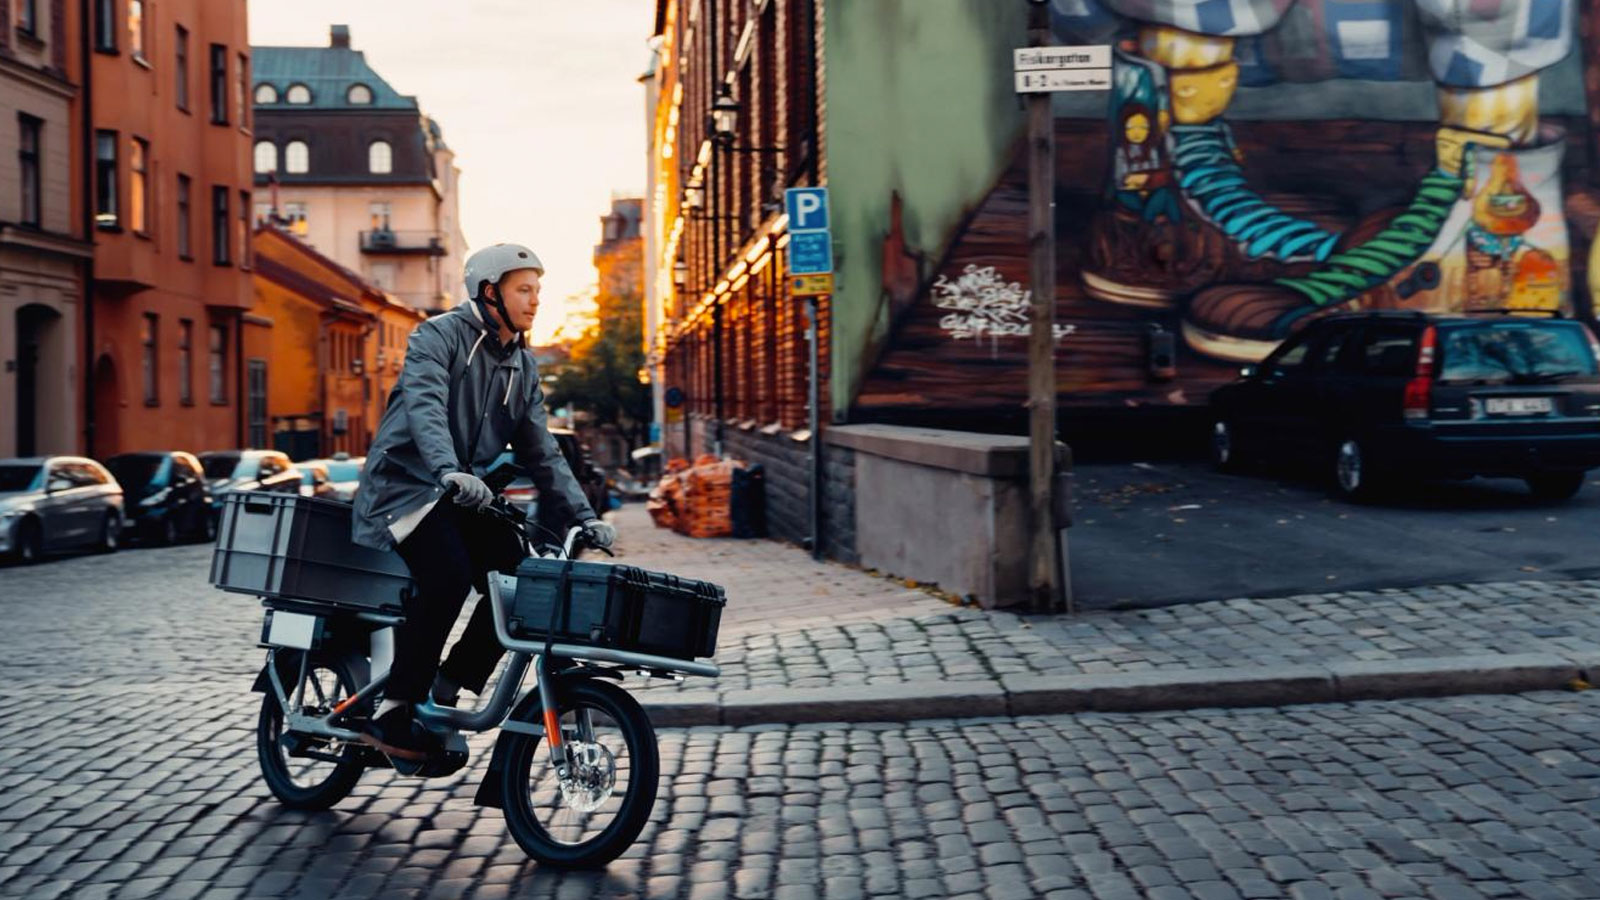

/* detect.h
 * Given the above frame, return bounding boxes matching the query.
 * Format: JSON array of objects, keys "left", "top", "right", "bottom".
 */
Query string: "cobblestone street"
[{"left": 6, "top": 512, "right": 1600, "bottom": 898}]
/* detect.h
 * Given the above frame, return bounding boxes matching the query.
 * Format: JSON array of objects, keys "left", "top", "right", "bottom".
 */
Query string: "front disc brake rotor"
[{"left": 558, "top": 740, "right": 617, "bottom": 812}]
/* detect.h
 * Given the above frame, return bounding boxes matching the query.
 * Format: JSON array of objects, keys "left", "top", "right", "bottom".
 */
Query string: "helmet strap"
[{"left": 476, "top": 282, "right": 517, "bottom": 341}]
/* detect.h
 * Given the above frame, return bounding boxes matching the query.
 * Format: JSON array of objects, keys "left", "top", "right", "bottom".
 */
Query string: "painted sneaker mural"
[
  {"left": 1184, "top": 127, "right": 1571, "bottom": 363},
  {"left": 1085, "top": 48, "right": 1345, "bottom": 310}
]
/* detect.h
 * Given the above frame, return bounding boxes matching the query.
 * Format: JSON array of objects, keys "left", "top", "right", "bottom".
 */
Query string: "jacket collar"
[{"left": 458, "top": 301, "right": 524, "bottom": 367}]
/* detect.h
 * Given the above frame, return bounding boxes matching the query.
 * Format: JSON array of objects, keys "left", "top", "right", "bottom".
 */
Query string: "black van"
[{"left": 1209, "top": 312, "right": 1600, "bottom": 500}]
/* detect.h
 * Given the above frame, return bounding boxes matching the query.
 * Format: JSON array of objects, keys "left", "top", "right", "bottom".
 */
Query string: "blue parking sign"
[
  {"left": 789, "top": 232, "right": 833, "bottom": 276},
  {"left": 785, "top": 187, "right": 830, "bottom": 232}
]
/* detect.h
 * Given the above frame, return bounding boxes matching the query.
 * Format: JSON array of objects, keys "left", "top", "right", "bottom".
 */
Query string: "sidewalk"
[{"left": 608, "top": 505, "right": 1600, "bottom": 724}]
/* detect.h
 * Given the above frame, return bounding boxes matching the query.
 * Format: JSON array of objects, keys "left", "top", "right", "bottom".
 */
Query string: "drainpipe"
[
  {"left": 235, "top": 310, "right": 245, "bottom": 447},
  {"left": 79, "top": 0, "right": 95, "bottom": 456},
  {"left": 708, "top": 0, "right": 724, "bottom": 457}
]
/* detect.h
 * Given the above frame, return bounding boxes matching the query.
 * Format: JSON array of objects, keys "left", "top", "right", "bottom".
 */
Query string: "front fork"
[{"left": 534, "top": 655, "right": 603, "bottom": 786}]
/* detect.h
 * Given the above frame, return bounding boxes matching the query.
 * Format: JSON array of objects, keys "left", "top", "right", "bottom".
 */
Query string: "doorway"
[{"left": 15, "top": 304, "right": 63, "bottom": 457}]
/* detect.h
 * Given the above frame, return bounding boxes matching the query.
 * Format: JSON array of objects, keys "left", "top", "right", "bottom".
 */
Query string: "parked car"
[
  {"left": 0, "top": 456, "right": 124, "bottom": 563},
  {"left": 198, "top": 450, "right": 303, "bottom": 510},
  {"left": 485, "top": 435, "right": 608, "bottom": 544},
  {"left": 103, "top": 451, "right": 216, "bottom": 544},
  {"left": 297, "top": 454, "right": 364, "bottom": 502},
  {"left": 549, "top": 428, "right": 610, "bottom": 516},
  {"left": 1209, "top": 311, "right": 1600, "bottom": 501}
]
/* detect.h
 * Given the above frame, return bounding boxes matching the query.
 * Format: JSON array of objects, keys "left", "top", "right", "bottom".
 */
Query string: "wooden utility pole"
[{"left": 1025, "top": 0, "right": 1063, "bottom": 613}]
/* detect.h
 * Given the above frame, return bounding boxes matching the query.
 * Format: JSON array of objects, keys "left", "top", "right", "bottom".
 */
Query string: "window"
[
  {"left": 209, "top": 45, "right": 228, "bottom": 125},
  {"left": 1268, "top": 333, "right": 1313, "bottom": 374},
  {"left": 142, "top": 313, "right": 159, "bottom": 405},
  {"left": 368, "top": 141, "right": 393, "bottom": 175},
  {"left": 238, "top": 190, "right": 251, "bottom": 268},
  {"left": 18, "top": 115, "right": 41, "bottom": 228},
  {"left": 18, "top": 0, "right": 36, "bottom": 35},
  {"left": 209, "top": 324, "right": 227, "bottom": 403},
  {"left": 253, "top": 141, "right": 277, "bottom": 174},
  {"left": 1361, "top": 326, "right": 1418, "bottom": 376},
  {"left": 128, "top": 0, "right": 146, "bottom": 61},
  {"left": 178, "top": 320, "right": 193, "bottom": 404},
  {"left": 368, "top": 201, "right": 391, "bottom": 230},
  {"left": 94, "top": 0, "right": 115, "bottom": 51},
  {"left": 176, "top": 174, "right": 192, "bottom": 258},
  {"left": 95, "top": 130, "right": 118, "bottom": 228},
  {"left": 130, "top": 137, "right": 149, "bottom": 234},
  {"left": 285, "top": 140, "right": 308, "bottom": 174},
  {"left": 285, "top": 84, "right": 311, "bottom": 104},
  {"left": 254, "top": 83, "right": 278, "bottom": 104},
  {"left": 175, "top": 26, "right": 190, "bottom": 110},
  {"left": 247, "top": 360, "right": 267, "bottom": 447},
  {"left": 347, "top": 84, "right": 372, "bottom": 104},
  {"left": 238, "top": 53, "right": 249, "bottom": 129},
  {"left": 211, "top": 186, "right": 230, "bottom": 265}
]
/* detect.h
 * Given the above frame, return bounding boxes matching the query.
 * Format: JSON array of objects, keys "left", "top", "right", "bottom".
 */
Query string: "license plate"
[
  {"left": 266, "top": 611, "right": 321, "bottom": 649},
  {"left": 1485, "top": 396, "right": 1553, "bottom": 416}
]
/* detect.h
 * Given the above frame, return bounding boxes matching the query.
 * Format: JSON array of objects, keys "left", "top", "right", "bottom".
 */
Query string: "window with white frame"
[
  {"left": 285, "top": 141, "right": 309, "bottom": 174},
  {"left": 368, "top": 141, "right": 392, "bottom": 175}
]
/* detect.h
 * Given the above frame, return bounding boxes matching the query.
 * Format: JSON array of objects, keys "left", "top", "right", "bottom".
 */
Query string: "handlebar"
[{"left": 443, "top": 481, "right": 612, "bottom": 559}]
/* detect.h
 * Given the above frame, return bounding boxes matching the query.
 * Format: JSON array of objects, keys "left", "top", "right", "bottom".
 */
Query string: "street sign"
[
  {"left": 784, "top": 187, "right": 830, "bottom": 232},
  {"left": 664, "top": 386, "right": 685, "bottom": 409},
  {"left": 1012, "top": 45, "right": 1111, "bottom": 71},
  {"left": 791, "top": 273, "right": 833, "bottom": 297},
  {"left": 1015, "top": 69, "right": 1112, "bottom": 92},
  {"left": 1013, "top": 44, "right": 1111, "bottom": 94},
  {"left": 788, "top": 231, "right": 834, "bottom": 276}
]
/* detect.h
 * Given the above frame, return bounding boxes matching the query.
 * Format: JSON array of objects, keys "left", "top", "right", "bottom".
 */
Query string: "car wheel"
[
  {"left": 160, "top": 515, "right": 180, "bottom": 546},
  {"left": 13, "top": 519, "right": 42, "bottom": 565},
  {"left": 1333, "top": 438, "right": 1383, "bottom": 501},
  {"left": 1210, "top": 420, "right": 1243, "bottom": 472},
  {"left": 199, "top": 510, "right": 219, "bottom": 543},
  {"left": 97, "top": 512, "right": 121, "bottom": 554},
  {"left": 1525, "top": 471, "right": 1586, "bottom": 502}
]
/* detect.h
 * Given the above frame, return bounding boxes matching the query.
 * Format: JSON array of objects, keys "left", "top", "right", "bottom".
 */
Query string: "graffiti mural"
[
  {"left": 933, "top": 265, "right": 1078, "bottom": 344},
  {"left": 852, "top": 0, "right": 1599, "bottom": 419}
]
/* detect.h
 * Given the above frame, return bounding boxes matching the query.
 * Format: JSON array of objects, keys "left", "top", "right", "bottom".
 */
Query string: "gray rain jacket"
[{"left": 351, "top": 303, "right": 596, "bottom": 551}]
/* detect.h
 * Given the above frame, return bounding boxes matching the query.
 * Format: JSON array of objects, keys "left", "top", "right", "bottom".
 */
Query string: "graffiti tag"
[{"left": 933, "top": 265, "right": 1076, "bottom": 342}]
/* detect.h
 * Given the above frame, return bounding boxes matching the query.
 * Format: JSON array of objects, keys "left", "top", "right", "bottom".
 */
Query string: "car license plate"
[{"left": 1485, "top": 396, "right": 1553, "bottom": 416}]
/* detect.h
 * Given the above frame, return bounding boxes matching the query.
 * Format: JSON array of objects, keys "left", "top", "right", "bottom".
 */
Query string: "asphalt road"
[{"left": 1067, "top": 460, "right": 1600, "bottom": 609}]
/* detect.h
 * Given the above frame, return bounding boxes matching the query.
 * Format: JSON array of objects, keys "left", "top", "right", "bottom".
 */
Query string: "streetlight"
[
  {"left": 672, "top": 260, "right": 688, "bottom": 287},
  {"left": 711, "top": 87, "right": 739, "bottom": 145}
]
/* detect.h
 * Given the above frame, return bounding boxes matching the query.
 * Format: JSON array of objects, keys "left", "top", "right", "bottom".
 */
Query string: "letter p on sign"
[{"left": 785, "top": 187, "right": 830, "bottom": 232}]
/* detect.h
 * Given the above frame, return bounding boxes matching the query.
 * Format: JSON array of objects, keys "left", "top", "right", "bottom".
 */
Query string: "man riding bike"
[{"left": 351, "top": 243, "right": 615, "bottom": 761}]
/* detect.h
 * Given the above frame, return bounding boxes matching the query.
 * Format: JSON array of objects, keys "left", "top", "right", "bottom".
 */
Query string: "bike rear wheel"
[
  {"left": 500, "top": 678, "right": 659, "bottom": 868},
  {"left": 257, "top": 651, "right": 366, "bottom": 810}
]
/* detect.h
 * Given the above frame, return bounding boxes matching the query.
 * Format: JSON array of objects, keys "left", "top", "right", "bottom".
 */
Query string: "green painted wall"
[{"left": 823, "top": 0, "right": 1026, "bottom": 418}]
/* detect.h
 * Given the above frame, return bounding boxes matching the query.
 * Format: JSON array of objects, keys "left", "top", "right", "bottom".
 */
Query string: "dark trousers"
[{"left": 390, "top": 501, "right": 524, "bottom": 702}]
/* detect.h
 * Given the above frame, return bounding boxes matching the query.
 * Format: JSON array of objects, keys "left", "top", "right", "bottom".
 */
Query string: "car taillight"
[{"left": 1404, "top": 325, "right": 1436, "bottom": 422}]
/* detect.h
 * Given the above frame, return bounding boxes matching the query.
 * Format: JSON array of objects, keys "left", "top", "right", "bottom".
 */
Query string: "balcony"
[{"left": 359, "top": 229, "right": 448, "bottom": 256}]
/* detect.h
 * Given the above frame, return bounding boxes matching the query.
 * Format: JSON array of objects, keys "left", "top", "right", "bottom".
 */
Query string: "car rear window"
[
  {"left": 325, "top": 461, "right": 362, "bottom": 481},
  {"left": 105, "top": 455, "right": 168, "bottom": 492},
  {"left": 201, "top": 453, "right": 250, "bottom": 479},
  {"left": 1437, "top": 321, "right": 1598, "bottom": 383},
  {"left": 0, "top": 464, "right": 42, "bottom": 493}
]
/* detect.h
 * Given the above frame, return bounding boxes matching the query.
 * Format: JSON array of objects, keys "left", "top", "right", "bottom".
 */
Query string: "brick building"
[
  {"left": 644, "top": 0, "right": 826, "bottom": 547},
  {"left": 251, "top": 225, "right": 425, "bottom": 459},
  {"left": 1, "top": 0, "right": 91, "bottom": 457},
  {"left": 250, "top": 25, "right": 467, "bottom": 315},
  {"left": 86, "top": 0, "right": 254, "bottom": 456}
]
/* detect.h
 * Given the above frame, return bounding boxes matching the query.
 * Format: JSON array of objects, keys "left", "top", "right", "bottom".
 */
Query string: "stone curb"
[{"left": 639, "top": 652, "right": 1589, "bottom": 727}]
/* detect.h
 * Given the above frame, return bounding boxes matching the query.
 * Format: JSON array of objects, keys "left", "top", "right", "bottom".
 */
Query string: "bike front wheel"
[
  {"left": 500, "top": 678, "right": 659, "bottom": 868},
  {"left": 256, "top": 650, "right": 366, "bottom": 810}
]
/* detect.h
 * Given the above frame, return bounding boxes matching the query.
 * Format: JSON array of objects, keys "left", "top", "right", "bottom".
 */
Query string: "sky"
[{"left": 248, "top": 0, "right": 654, "bottom": 343}]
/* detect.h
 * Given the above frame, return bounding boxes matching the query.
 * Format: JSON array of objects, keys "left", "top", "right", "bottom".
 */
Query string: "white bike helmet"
[{"left": 463, "top": 243, "right": 544, "bottom": 335}]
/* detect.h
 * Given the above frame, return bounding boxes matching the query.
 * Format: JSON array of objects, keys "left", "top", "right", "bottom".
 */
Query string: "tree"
[{"left": 545, "top": 280, "right": 652, "bottom": 454}]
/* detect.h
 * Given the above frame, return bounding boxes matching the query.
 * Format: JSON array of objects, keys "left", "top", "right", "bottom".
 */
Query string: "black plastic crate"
[
  {"left": 209, "top": 493, "right": 413, "bottom": 614},
  {"left": 509, "top": 558, "right": 724, "bottom": 660}
]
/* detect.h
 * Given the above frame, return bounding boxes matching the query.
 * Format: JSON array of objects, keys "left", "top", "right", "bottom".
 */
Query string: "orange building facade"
[
  {"left": 86, "top": 0, "right": 253, "bottom": 456},
  {"left": 251, "top": 225, "right": 423, "bottom": 459}
]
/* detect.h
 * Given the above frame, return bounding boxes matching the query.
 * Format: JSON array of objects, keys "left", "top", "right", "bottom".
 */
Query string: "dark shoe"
[{"left": 358, "top": 706, "right": 440, "bottom": 762}]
